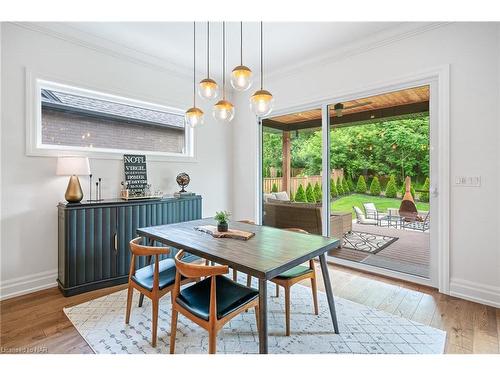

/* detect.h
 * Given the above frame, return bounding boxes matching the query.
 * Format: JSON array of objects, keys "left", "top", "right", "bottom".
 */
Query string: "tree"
[
  {"left": 295, "top": 184, "right": 306, "bottom": 202},
  {"left": 347, "top": 176, "right": 355, "bottom": 192},
  {"left": 420, "top": 177, "right": 430, "bottom": 202},
  {"left": 306, "top": 183, "right": 315, "bottom": 203},
  {"left": 370, "top": 176, "right": 381, "bottom": 196},
  {"left": 356, "top": 175, "right": 367, "bottom": 194},
  {"left": 330, "top": 178, "right": 338, "bottom": 198},
  {"left": 385, "top": 175, "right": 397, "bottom": 198},
  {"left": 342, "top": 177, "right": 350, "bottom": 195},
  {"left": 336, "top": 177, "right": 344, "bottom": 195},
  {"left": 313, "top": 182, "right": 322, "bottom": 202},
  {"left": 271, "top": 183, "right": 278, "bottom": 193}
]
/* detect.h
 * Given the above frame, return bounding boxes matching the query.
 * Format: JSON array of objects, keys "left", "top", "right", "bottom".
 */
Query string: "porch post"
[{"left": 282, "top": 131, "right": 291, "bottom": 195}]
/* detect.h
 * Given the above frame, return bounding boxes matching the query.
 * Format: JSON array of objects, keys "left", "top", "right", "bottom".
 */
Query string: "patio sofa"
[{"left": 262, "top": 200, "right": 351, "bottom": 247}]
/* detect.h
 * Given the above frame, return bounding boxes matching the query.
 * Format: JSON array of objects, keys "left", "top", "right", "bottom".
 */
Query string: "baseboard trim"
[
  {"left": 0, "top": 269, "right": 58, "bottom": 301},
  {"left": 449, "top": 278, "right": 500, "bottom": 308}
]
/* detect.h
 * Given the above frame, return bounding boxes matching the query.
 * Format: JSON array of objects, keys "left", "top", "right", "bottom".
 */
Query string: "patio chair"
[
  {"left": 402, "top": 211, "right": 430, "bottom": 232},
  {"left": 363, "top": 202, "right": 381, "bottom": 220},
  {"left": 353, "top": 206, "right": 378, "bottom": 225}
]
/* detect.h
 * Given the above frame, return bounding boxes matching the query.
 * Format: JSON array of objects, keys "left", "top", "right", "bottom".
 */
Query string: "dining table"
[{"left": 136, "top": 218, "right": 341, "bottom": 354}]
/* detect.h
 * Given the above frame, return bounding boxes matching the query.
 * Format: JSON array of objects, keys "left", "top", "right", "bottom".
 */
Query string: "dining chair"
[
  {"left": 125, "top": 237, "right": 195, "bottom": 347},
  {"left": 271, "top": 228, "right": 319, "bottom": 336},
  {"left": 170, "top": 250, "right": 260, "bottom": 354}
]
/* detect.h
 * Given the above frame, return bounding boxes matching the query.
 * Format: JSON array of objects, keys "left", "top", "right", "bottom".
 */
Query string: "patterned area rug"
[
  {"left": 343, "top": 231, "right": 399, "bottom": 254},
  {"left": 64, "top": 277, "right": 445, "bottom": 354}
]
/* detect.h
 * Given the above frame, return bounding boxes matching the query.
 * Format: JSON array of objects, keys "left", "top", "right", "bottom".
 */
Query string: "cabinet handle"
[{"left": 114, "top": 233, "right": 118, "bottom": 254}]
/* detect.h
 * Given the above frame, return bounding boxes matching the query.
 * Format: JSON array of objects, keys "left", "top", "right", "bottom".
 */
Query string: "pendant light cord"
[
  {"left": 260, "top": 21, "right": 263, "bottom": 90},
  {"left": 207, "top": 22, "right": 210, "bottom": 78},
  {"left": 193, "top": 21, "right": 196, "bottom": 106},
  {"left": 222, "top": 21, "right": 226, "bottom": 100},
  {"left": 240, "top": 21, "right": 243, "bottom": 65}
]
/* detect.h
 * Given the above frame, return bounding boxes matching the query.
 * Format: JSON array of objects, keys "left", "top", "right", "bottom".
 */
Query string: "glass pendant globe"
[
  {"left": 185, "top": 107, "right": 204, "bottom": 128},
  {"left": 230, "top": 65, "right": 253, "bottom": 91},
  {"left": 198, "top": 78, "right": 219, "bottom": 100},
  {"left": 212, "top": 100, "right": 235, "bottom": 123},
  {"left": 250, "top": 89, "right": 274, "bottom": 116}
]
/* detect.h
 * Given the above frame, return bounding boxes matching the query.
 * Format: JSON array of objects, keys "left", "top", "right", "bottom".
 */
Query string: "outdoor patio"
[{"left": 330, "top": 222, "right": 430, "bottom": 278}]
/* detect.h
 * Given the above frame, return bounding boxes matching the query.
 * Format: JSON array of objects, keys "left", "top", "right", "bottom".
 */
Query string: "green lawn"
[{"left": 331, "top": 193, "right": 430, "bottom": 218}]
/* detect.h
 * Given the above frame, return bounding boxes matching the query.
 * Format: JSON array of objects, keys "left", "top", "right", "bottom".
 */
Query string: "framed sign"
[{"left": 123, "top": 154, "right": 147, "bottom": 196}]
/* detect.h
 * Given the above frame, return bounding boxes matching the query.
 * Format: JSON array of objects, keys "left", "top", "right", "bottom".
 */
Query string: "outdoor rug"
[
  {"left": 343, "top": 231, "right": 399, "bottom": 254},
  {"left": 64, "top": 276, "right": 446, "bottom": 354}
]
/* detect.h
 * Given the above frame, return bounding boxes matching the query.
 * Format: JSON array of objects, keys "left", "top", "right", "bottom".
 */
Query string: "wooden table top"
[{"left": 137, "top": 218, "right": 340, "bottom": 279}]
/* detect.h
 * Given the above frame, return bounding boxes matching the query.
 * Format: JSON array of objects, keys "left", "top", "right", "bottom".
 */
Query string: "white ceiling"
[{"left": 36, "top": 22, "right": 437, "bottom": 80}]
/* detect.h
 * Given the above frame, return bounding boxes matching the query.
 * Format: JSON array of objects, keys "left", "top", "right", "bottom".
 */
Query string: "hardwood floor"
[{"left": 1, "top": 263, "right": 499, "bottom": 354}]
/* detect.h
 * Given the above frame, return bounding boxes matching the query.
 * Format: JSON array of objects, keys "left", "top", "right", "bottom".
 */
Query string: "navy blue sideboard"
[{"left": 57, "top": 196, "right": 202, "bottom": 296}]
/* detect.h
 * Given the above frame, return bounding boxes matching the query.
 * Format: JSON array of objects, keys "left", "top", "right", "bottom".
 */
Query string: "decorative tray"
[{"left": 120, "top": 195, "right": 163, "bottom": 201}]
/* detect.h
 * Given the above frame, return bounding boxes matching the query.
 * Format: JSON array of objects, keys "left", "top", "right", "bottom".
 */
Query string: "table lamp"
[{"left": 56, "top": 157, "right": 91, "bottom": 203}]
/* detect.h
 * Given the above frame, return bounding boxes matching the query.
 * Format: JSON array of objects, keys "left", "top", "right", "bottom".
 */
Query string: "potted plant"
[{"left": 214, "top": 210, "right": 231, "bottom": 232}]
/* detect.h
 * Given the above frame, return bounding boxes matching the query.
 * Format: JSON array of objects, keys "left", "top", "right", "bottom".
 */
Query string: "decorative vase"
[{"left": 217, "top": 222, "right": 228, "bottom": 232}]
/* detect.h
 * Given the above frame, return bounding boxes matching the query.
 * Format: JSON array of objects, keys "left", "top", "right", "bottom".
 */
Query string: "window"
[{"left": 27, "top": 78, "right": 193, "bottom": 160}]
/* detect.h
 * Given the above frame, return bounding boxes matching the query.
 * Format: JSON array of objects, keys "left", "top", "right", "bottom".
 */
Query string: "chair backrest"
[
  {"left": 174, "top": 250, "right": 228, "bottom": 279},
  {"left": 284, "top": 227, "right": 309, "bottom": 234},
  {"left": 353, "top": 206, "right": 365, "bottom": 221},
  {"left": 129, "top": 237, "right": 171, "bottom": 256},
  {"left": 363, "top": 202, "right": 376, "bottom": 212},
  {"left": 238, "top": 219, "right": 255, "bottom": 225}
]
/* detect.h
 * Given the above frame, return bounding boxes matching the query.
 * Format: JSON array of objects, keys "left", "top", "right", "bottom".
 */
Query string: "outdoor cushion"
[
  {"left": 274, "top": 265, "right": 312, "bottom": 279},
  {"left": 263, "top": 193, "right": 276, "bottom": 202},
  {"left": 176, "top": 275, "right": 258, "bottom": 321},
  {"left": 274, "top": 191, "right": 290, "bottom": 201},
  {"left": 353, "top": 206, "right": 365, "bottom": 219},
  {"left": 131, "top": 258, "right": 177, "bottom": 292}
]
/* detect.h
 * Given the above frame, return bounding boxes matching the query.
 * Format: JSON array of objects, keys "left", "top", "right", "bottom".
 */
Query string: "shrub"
[
  {"left": 420, "top": 177, "right": 430, "bottom": 202},
  {"left": 401, "top": 182, "right": 416, "bottom": 198},
  {"left": 330, "top": 178, "right": 338, "bottom": 198},
  {"left": 295, "top": 184, "right": 307, "bottom": 202},
  {"left": 289, "top": 191, "right": 295, "bottom": 202},
  {"left": 385, "top": 175, "right": 398, "bottom": 198},
  {"left": 306, "top": 183, "right": 316, "bottom": 203},
  {"left": 271, "top": 183, "right": 278, "bottom": 193},
  {"left": 369, "top": 176, "right": 381, "bottom": 196},
  {"left": 347, "top": 176, "right": 355, "bottom": 192},
  {"left": 356, "top": 175, "right": 367, "bottom": 194},
  {"left": 313, "top": 182, "right": 322, "bottom": 202},
  {"left": 342, "top": 178, "right": 350, "bottom": 194},
  {"left": 336, "top": 177, "right": 344, "bottom": 195}
]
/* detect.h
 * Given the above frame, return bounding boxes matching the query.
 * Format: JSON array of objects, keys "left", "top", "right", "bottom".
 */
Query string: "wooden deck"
[{"left": 330, "top": 223, "right": 430, "bottom": 278}]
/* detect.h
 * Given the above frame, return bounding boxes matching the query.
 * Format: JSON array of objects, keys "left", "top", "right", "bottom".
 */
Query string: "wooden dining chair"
[
  {"left": 170, "top": 250, "right": 260, "bottom": 354},
  {"left": 271, "top": 228, "right": 319, "bottom": 336},
  {"left": 125, "top": 237, "right": 195, "bottom": 347}
]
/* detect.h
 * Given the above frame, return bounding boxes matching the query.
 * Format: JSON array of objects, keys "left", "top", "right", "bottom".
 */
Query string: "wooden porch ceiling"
[{"left": 263, "top": 85, "right": 429, "bottom": 131}]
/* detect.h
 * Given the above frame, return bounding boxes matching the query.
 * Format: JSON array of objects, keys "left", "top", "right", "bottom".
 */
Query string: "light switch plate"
[{"left": 455, "top": 176, "right": 481, "bottom": 187}]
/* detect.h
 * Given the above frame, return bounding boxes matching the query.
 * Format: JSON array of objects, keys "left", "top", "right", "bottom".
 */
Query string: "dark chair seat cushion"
[
  {"left": 176, "top": 275, "right": 258, "bottom": 321},
  {"left": 131, "top": 258, "right": 177, "bottom": 292},
  {"left": 274, "top": 265, "right": 312, "bottom": 279}
]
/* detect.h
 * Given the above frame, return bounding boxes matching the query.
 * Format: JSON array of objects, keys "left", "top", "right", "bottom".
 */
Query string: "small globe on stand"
[{"left": 176, "top": 173, "right": 190, "bottom": 193}]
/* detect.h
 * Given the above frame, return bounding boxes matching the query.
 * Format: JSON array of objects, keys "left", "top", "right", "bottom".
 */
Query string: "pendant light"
[
  {"left": 213, "top": 22, "right": 235, "bottom": 123},
  {"left": 198, "top": 22, "right": 219, "bottom": 100},
  {"left": 230, "top": 22, "right": 253, "bottom": 91},
  {"left": 185, "top": 22, "right": 204, "bottom": 128},
  {"left": 250, "top": 21, "right": 274, "bottom": 116}
]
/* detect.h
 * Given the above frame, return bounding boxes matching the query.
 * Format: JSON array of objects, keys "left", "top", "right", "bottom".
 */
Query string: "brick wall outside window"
[{"left": 41, "top": 108, "right": 185, "bottom": 153}]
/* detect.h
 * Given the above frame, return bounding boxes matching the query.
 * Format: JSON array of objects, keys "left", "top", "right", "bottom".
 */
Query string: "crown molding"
[
  {"left": 11, "top": 22, "right": 195, "bottom": 81},
  {"left": 11, "top": 22, "right": 452, "bottom": 93},
  {"left": 265, "top": 22, "right": 453, "bottom": 83}
]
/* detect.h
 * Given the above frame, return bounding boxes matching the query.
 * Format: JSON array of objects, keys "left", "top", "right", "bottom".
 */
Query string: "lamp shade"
[{"left": 56, "top": 157, "right": 91, "bottom": 176}]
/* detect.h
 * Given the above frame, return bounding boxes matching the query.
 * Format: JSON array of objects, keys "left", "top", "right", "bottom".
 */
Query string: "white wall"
[
  {"left": 0, "top": 23, "right": 233, "bottom": 299},
  {"left": 231, "top": 23, "right": 500, "bottom": 307}
]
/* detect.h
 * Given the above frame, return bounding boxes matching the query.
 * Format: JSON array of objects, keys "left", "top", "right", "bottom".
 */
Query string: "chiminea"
[{"left": 399, "top": 176, "right": 420, "bottom": 221}]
